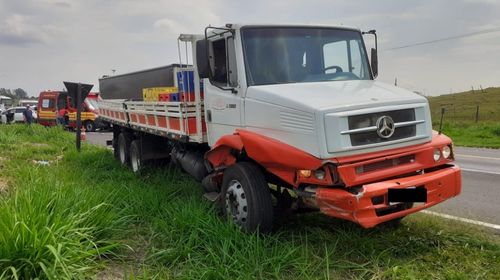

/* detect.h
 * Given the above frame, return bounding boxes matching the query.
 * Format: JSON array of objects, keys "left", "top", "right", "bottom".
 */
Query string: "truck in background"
[
  {"left": 37, "top": 91, "right": 102, "bottom": 131},
  {"left": 98, "top": 24, "right": 461, "bottom": 233}
]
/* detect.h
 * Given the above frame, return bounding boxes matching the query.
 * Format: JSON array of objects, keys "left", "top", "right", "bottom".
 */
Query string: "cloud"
[
  {"left": 50, "top": 1, "right": 72, "bottom": 9},
  {"left": 154, "top": 18, "right": 187, "bottom": 34},
  {"left": 0, "top": 14, "right": 44, "bottom": 46}
]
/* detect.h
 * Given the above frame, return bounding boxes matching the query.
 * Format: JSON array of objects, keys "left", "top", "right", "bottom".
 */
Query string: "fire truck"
[{"left": 37, "top": 91, "right": 101, "bottom": 131}]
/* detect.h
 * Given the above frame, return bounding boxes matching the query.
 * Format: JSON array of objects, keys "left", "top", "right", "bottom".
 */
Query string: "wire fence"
[{"left": 430, "top": 103, "right": 499, "bottom": 123}]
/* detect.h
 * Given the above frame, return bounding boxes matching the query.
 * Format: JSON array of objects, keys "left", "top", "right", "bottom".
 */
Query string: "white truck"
[{"left": 98, "top": 24, "right": 461, "bottom": 232}]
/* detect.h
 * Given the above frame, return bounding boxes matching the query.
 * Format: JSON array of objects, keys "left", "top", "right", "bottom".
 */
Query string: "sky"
[{"left": 0, "top": 0, "right": 499, "bottom": 97}]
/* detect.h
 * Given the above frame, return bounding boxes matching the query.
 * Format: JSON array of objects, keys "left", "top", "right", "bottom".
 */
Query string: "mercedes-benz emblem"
[{"left": 376, "top": 116, "right": 395, "bottom": 139}]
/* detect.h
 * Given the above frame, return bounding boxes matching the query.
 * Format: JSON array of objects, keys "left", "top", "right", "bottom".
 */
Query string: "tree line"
[{"left": 0, "top": 88, "right": 33, "bottom": 102}]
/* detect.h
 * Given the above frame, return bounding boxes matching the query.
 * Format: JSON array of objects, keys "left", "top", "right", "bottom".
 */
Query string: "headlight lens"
[
  {"left": 298, "top": 170, "right": 311, "bottom": 178},
  {"left": 314, "top": 170, "right": 326, "bottom": 180},
  {"left": 442, "top": 145, "right": 452, "bottom": 159},
  {"left": 433, "top": 148, "right": 441, "bottom": 161}
]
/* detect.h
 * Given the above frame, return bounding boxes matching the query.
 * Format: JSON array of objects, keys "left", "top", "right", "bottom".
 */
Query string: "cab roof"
[{"left": 227, "top": 23, "right": 361, "bottom": 32}]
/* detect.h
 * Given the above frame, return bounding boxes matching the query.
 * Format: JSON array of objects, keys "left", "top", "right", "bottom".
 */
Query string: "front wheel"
[{"left": 221, "top": 162, "right": 274, "bottom": 233}]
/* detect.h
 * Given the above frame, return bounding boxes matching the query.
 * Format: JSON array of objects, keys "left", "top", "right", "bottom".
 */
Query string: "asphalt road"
[
  {"left": 87, "top": 131, "right": 112, "bottom": 147},
  {"left": 431, "top": 147, "right": 500, "bottom": 226},
  {"left": 86, "top": 132, "right": 500, "bottom": 227}
]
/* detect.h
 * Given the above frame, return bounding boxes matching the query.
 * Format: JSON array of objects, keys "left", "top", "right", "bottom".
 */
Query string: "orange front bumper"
[{"left": 315, "top": 164, "right": 461, "bottom": 228}]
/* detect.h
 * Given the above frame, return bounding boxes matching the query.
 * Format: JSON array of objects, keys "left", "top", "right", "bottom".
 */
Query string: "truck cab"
[
  {"left": 197, "top": 24, "right": 460, "bottom": 229},
  {"left": 37, "top": 91, "right": 100, "bottom": 131}
]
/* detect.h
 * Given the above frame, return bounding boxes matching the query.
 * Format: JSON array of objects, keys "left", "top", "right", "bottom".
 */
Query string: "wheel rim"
[
  {"left": 85, "top": 122, "right": 93, "bottom": 131},
  {"left": 225, "top": 179, "right": 248, "bottom": 226},
  {"left": 130, "top": 147, "right": 140, "bottom": 172}
]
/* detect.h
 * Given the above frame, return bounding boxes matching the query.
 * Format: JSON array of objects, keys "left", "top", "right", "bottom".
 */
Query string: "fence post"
[{"left": 475, "top": 105, "right": 479, "bottom": 123}]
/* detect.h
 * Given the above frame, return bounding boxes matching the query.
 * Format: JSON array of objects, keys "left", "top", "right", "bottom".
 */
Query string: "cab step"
[{"left": 203, "top": 192, "right": 220, "bottom": 202}]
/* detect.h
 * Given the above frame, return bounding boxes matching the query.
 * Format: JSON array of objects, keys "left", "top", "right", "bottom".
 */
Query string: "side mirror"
[
  {"left": 196, "top": 39, "right": 210, "bottom": 79},
  {"left": 371, "top": 48, "right": 378, "bottom": 78}
]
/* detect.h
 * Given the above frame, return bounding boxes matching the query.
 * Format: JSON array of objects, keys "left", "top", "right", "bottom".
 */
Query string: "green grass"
[
  {"left": 1, "top": 124, "right": 500, "bottom": 279},
  {"left": 434, "top": 122, "right": 500, "bottom": 148},
  {"left": 428, "top": 87, "right": 500, "bottom": 148}
]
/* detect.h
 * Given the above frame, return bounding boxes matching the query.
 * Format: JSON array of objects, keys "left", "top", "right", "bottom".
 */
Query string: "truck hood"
[{"left": 245, "top": 80, "right": 427, "bottom": 113}]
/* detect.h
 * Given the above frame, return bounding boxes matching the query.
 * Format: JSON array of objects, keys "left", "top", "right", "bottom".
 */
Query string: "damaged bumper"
[{"left": 315, "top": 164, "right": 461, "bottom": 228}]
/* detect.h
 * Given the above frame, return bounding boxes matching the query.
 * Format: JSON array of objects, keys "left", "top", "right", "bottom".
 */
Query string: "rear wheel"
[
  {"left": 221, "top": 162, "right": 274, "bottom": 233},
  {"left": 84, "top": 120, "right": 95, "bottom": 132},
  {"left": 117, "top": 132, "right": 132, "bottom": 166},
  {"left": 129, "top": 140, "right": 143, "bottom": 173}
]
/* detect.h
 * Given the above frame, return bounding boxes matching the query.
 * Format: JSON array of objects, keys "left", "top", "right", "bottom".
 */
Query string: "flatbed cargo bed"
[{"left": 99, "top": 99, "right": 206, "bottom": 143}]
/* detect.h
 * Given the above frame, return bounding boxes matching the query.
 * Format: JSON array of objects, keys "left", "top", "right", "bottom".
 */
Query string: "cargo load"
[{"left": 99, "top": 64, "right": 186, "bottom": 100}]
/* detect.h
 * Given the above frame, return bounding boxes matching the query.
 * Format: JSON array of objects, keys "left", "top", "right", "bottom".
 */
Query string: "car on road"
[{"left": 0, "top": 106, "right": 37, "bottom": 124}]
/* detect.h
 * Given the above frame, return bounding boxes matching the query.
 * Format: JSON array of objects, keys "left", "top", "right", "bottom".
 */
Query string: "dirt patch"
[
  {"left": 0, "top": 178, "right": 10, "bottom": 194},
  {"left": 96, "top": 264, "right": 126, "bottom": 280}
]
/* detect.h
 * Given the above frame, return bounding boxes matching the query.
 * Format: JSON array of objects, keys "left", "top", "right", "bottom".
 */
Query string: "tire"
[
  {"left": 117, "top": 132, "right": 132, "bottom": 166},
  {"left": 129, "top": 140, "right": 143, "bottom": 173},
  {"left": 271, "top": 187, "right": 294, "bottom": 222},
  {"left": 84, "top": 120, "right": 95, "bottom": 132},
  {"left": 221, "top": 162, "right": 274, "bottom": 233}
]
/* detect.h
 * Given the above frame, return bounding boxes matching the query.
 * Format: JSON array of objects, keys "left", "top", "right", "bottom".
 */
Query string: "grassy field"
[
  {"left": 0, "top": 125, "right": 499, "bottom": 279},
  {"left": 428, "top": 87, "right": 500, "bottom": 148}
]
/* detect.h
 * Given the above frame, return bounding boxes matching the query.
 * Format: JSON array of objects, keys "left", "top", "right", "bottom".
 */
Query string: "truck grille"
[
  {"left": 344, "top": 109, "right": 421, "bottom": 146},
  {"left": 355, "top": 154, "right": 416, "bottom": 174}
]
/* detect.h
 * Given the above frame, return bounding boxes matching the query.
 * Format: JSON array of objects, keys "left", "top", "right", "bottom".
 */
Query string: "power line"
[{"left": 382, "top": 27, "right": 500, "bottom": 51}]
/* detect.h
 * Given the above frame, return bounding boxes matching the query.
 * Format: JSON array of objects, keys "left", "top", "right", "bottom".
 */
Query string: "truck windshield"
[
  {"left": 85, "top": 99, "right": 98, "bottom": 111},
  {"left": 241, "top": 27, "right": 371, "bottom": 86}
]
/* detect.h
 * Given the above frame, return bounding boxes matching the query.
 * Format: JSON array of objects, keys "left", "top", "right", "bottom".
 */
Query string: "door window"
[
  {"left": 41, "top": 98, "right": 55, "bottom": 109},
  {"left": 211, "top": 39, "right": 228, "bottom": 85}
]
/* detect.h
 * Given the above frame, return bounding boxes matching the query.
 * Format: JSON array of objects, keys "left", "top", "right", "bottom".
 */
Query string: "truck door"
[
  {"left": 204, "top": 35, "right": 242, "bottom": 146},
  {"left": 37, "top": 92, "right": 58, "bottom": 126}
]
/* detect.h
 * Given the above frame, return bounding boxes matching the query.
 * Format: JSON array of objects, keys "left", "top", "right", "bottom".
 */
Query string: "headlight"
[
  {"left": 314, "top": 170, "right": 326, "bottom": 180},
  {"left": 433, "top": 148, "right": 441, "bottom": 161},
  {"left": 442, "top": 145, "right": 452, "bottom": 159},
  {"left": 298, "top": 170, "right": 311, "bottom": 178}
]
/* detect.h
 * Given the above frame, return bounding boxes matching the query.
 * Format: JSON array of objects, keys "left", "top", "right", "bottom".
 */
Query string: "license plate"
[{"left": 388, "top": 187, "right": 427, "bottom": 203}]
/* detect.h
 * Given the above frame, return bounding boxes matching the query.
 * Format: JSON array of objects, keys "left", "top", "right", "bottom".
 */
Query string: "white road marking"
[
  {"left": 455, "top": 153, "right": 500, "bottom": 161},
  {"left": 460, "top": 168, "right": 500, "bottom": 176},
  {"left": 422, "top": 210, "right": 500, "bottom": 230}
]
